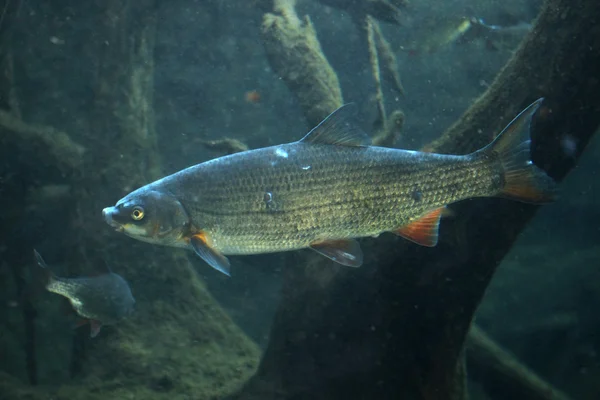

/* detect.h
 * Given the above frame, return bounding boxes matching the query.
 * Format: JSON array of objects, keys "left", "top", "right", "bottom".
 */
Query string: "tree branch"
[
  {"left": 467, "top": 325, "right": 572, "bottom": 400},
  {"left": 0, "top": 110, "right": 84, "bottom": 172},
  {"left": 261, "top": 0, "right": 343, "bottom": 126}
]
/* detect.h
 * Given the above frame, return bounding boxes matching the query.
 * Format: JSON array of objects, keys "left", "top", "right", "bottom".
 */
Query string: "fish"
[
  {"left": 403, "top": 16, "right": 532, "bottom": 55},
  {"left": 404, "top": 16, "right": 475, "bottom": 54},
  {"left": 476, "top": 19, "right": 533, "bottom": 35},
  {"left": 473, "top": 18, "right": 533, "bottom": 52},
  {"left": 102, "top": 99, "right": 557, "bottom": 277},
  {"left": 34, "top": 250, "right": 135, "bottom": 337}
]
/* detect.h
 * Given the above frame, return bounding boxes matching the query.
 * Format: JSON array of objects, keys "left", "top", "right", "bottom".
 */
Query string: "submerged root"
[{"left": 261, "top": 0, "right": 343, "bottom": 126}]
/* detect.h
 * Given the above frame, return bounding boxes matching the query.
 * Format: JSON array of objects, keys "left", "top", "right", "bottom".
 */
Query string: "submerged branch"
[
  {"left": 1, "top": 50, "right": 20, "bottom": 118},
  {"left": 372, "top": 108, "right": 404, "bottom": 147},
  {"left": 317, "top": 0, "right": 405, "bottom": 26},
  {"left": 0, "top": 110, "right": 85, "bottom": 172},
  {"left": 359, "top": 15, "right": 405, "bottom": 146},
  {"left": 371, "top": 19, "right": 404, "bottom": 96},
  {"left": 467, "top": 325, "right": 573, "bottom": 400},
  {"left": 0, "top": 0, "right": 21, "bottom": 118},
  {"left": 365, "top": 16, "right": 387, "bottom": 126},
  {"left": 261, "top": 0, "right": 343, "bottom": 126}
]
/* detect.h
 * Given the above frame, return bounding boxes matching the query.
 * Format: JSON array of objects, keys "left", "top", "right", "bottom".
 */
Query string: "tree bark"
[
  {"left": 235, "top": 0, "right": 600, "bottom": 398},
  {"left": 261, "top": 0, "right": 343, "bottom": 127}
]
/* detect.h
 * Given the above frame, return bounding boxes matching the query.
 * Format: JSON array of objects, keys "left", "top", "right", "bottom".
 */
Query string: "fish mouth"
[{"left": 102, "top": 207, "right": 124, "bottom": 232}]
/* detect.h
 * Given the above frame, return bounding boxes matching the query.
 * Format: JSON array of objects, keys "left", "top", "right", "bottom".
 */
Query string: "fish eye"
[{"left": 131, "top": 206, "right": 145, "bottom": 221}]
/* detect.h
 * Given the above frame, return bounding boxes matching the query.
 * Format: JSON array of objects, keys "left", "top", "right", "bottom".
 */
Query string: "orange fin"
[
  {"left": 310, "top": 239, "right": 363, "bottom": 267},
  {"left": 394, "top": 208, "right": 444, "bottom": 247},
  {"left": 190, "top": 233, "right": 231, "bottom": 276}
]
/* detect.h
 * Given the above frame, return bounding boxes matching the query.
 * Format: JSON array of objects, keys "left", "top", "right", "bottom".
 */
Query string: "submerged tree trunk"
[{"left": 235, "top": 0, "right": 600, "bottom": 398}]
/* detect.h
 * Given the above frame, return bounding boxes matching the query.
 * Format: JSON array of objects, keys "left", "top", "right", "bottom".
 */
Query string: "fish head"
[{"left": 102, "top": 189, "right": 190, "bottom": 246}]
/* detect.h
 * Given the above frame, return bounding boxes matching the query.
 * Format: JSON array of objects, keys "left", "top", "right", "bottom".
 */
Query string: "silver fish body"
[
  {"left": 102, "top": 100, "right": 557, "bottom": 275},
  {"left": 142, "top": 143, "right": 496, "bottom": 255}
]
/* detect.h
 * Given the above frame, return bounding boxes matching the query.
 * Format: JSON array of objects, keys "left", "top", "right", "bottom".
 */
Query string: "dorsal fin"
[{"left": 299, "top": 104, "right": 371, "bottom": 147}]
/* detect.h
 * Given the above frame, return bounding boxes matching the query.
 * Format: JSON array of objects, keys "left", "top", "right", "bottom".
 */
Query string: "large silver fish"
[{"left": 102, "top": 99, "right": 556, "bottom": 276}]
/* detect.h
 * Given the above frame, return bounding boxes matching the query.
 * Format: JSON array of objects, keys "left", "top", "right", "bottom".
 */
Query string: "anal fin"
[
  {"left": 394, "top": 208, "right": 444, "bottom": 247},
  {"left": 190, "top": 233, "right": 231, "bottom": 276},
  {"left": 310, "top": 238, "right": 363, "bottom": 267}
]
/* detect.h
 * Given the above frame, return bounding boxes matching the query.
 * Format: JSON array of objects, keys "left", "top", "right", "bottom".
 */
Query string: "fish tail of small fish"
[
  {"left": 477, "top": 98, "right": 558, "bottom": 204},
  {"left": 33, "top": 249, "right": 56, "bottom": 288}
]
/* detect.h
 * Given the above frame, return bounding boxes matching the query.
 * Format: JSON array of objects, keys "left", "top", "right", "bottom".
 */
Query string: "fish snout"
[{"left": 102, "top": 207, "right": 124, "bottom": 232}]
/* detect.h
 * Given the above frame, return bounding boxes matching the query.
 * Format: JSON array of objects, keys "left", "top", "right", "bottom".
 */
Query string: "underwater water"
[{"left": 1, "top": 0, "right": 599, "bottom": 399}]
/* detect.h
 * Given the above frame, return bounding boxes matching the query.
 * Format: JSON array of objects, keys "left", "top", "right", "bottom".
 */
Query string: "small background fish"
[
  {"left": 401, "top": 15, "right": 532, "bottom": 55},
  {"left": 34, "top": 250, "right": 135, "bottom": 338}
]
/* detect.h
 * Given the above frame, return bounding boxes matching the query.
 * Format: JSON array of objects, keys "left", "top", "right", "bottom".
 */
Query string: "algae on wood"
[
  {"left": 261, "top": 0, "right": 343, "bottom": 126},
  {"left": 0, "top": 110, "right": 84, "bottom": 172},
  {"left": 261, "top": 0, "right": 405, "bottom": 145}
]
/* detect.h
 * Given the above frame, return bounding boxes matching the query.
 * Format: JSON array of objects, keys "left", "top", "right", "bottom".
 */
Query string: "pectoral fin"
[
  {"left": 394, "top": 208, "right": 444, "bottom": 247},
  {"left": 310, "top": 239, "right": 363, "bottom": 267},
  {"left": 89, "top": 320, "right": 102, "bottom": 338},
  {"left": 190, "top": 233, "right": 231, "bottom": 276}
]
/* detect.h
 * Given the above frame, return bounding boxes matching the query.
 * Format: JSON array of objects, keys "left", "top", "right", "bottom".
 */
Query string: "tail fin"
[
  {"left": 479, "top": 98, "right": 557, "bottom": 204},
  {"left": 33, "top": 249, "right": 48, "bottom": 269},
  {"left": 33, "top": 249, "right": 54, "bottom": 287}
]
